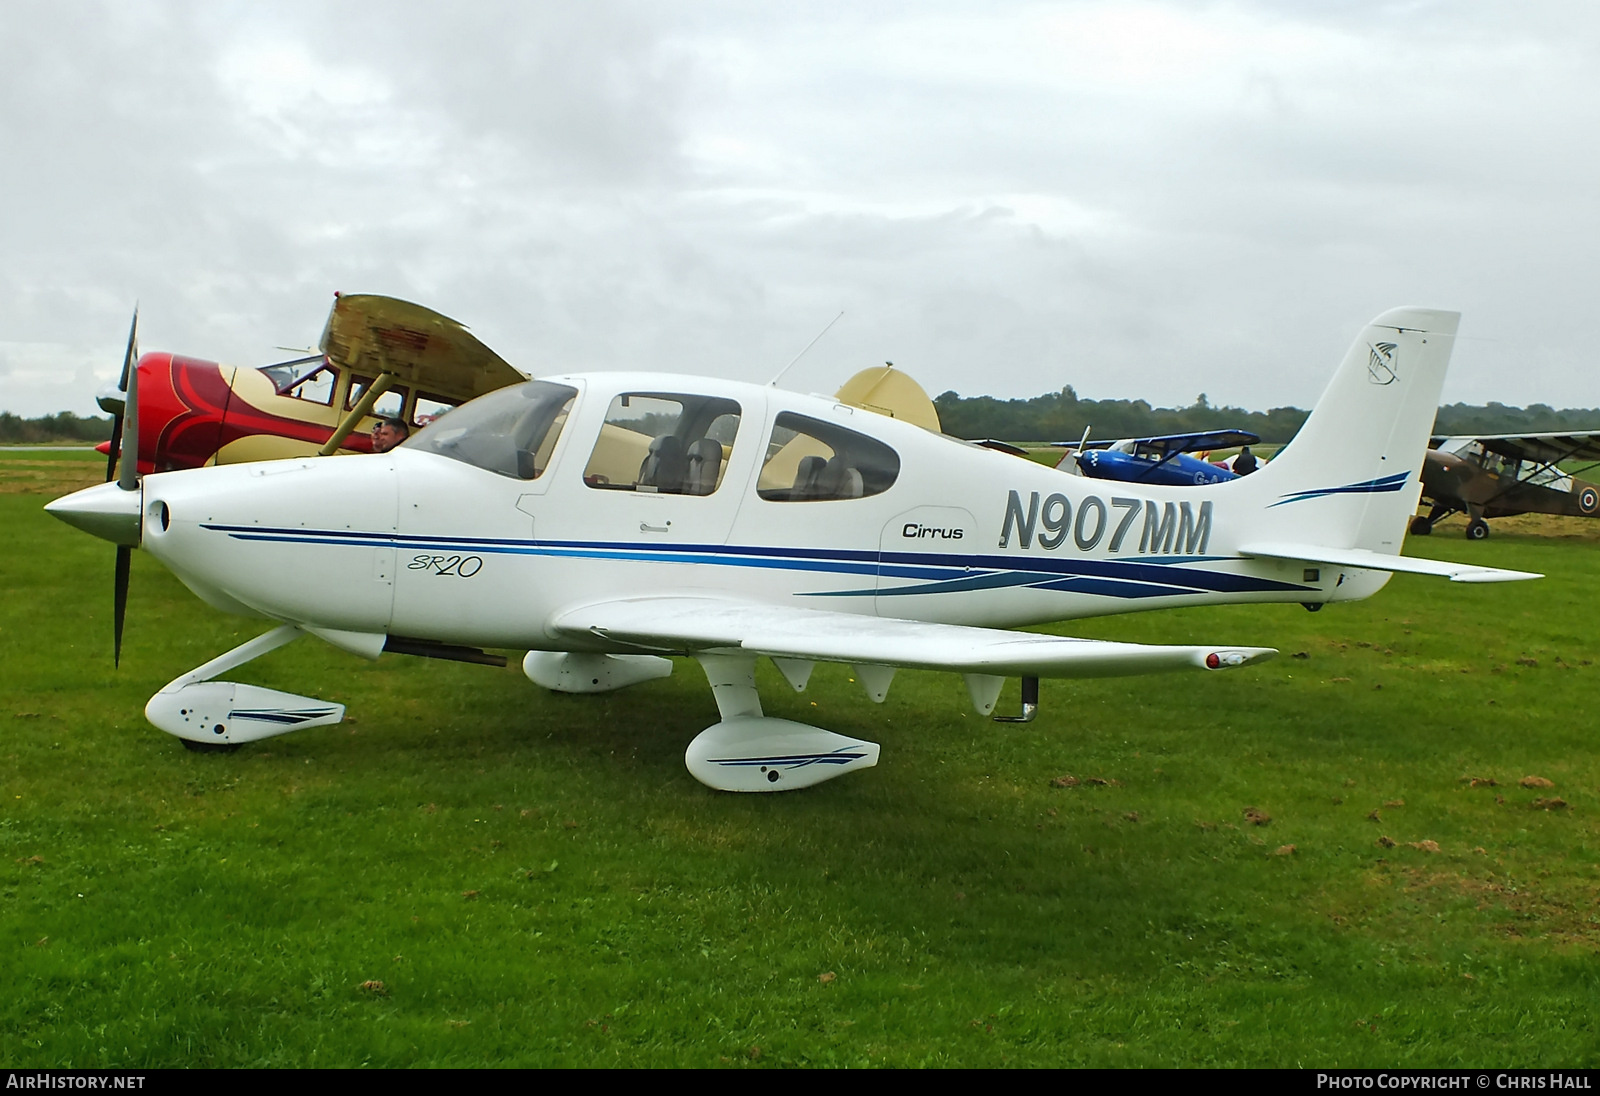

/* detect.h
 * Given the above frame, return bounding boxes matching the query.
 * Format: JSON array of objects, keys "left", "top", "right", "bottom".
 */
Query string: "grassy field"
[{"left": 2, "top": 449, "right": 1597, "bottom": 1067}]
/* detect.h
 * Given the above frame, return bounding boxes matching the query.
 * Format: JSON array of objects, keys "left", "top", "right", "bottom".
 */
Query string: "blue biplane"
[{"left": 1057, "top": 429, "right": 1261, "bottom": 487}]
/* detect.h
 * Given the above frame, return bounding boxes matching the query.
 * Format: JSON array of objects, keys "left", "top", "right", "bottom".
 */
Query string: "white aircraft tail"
[{"left": 1234, "top": 307, "right": 1458, "bottom": 554}]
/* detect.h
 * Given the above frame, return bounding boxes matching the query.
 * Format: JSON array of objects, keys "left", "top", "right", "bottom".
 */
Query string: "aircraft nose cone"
[{"left": 45, "top": 481, "right": 142, "bottom": 546}]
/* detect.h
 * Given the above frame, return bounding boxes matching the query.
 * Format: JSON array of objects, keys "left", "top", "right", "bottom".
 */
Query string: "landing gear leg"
[
  {"left": 1411, "top": 503, "right": 1455, "bottom": 536},
  {"left": 697, "top": 653, "right": 764, "bottom": 721},
  {"left": 993, "top": 676, "right": 1039, "bottom": 723}
]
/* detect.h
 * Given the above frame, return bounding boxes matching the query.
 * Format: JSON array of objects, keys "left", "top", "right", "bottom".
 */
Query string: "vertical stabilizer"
[{"left": 1239, "top": 307, "right": 1458, "bottom": 554}]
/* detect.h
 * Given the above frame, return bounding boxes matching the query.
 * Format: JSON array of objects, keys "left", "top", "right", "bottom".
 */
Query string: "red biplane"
[{"left": 97, "top": 294, "right": 527, "bottom": 479}]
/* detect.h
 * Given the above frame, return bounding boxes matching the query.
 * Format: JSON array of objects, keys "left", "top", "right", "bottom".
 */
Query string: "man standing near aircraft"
[
  {"left": 371, "top": 417, "right": 409, "bottom": 453},
  {"left": 1233, "top": 445, "right": 1258, "bottom": 475}
]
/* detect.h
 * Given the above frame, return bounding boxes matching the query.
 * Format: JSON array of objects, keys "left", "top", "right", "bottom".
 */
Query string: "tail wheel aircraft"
[
  {"left": 48, "top": 306, "right": 1538, "bottom": 791},
  {"left": 95, "top": 294, "right": 528, "bottom": 479},
  {"left": 1410, "top": 432, "right": 1600, "bottom": 539},
  {"left": 1057, "top": 430, "right": 1261, "bottom": 487}
]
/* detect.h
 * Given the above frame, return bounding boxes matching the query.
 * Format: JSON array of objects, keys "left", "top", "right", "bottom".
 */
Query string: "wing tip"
[
  {"left": 1201, "top": 647, "right": 1278, "bottom": 670},
  {"left": 1448, "top": 569, "right": 1544, "bottom": 583}
]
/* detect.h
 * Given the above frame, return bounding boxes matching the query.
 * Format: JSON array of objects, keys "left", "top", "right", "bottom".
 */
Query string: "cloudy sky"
[{"left": 3, "top": 1, "right": 1599, "bottom": 419}]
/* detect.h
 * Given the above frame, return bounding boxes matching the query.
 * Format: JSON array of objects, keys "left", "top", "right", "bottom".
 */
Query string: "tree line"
[
  {"left": 933, "top": 387, "right": 1600, "bottom": 444},
  {"left": 0, "top": 412, "right": 114, "bottom": 444},
  {"left": 5, "top": 398, "right": 1600, "bottom": 446}
]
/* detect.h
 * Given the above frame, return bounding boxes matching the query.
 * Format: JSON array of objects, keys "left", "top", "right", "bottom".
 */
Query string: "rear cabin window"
[
  {"left": 583, "top": 393, "right": 741, "bottom": 495},
  {"left": 757, "top": 412, "right": 900, "bottom": 501},
  {"left": 412, "top": 394, "right": 458, "bottom": 428},
  {"left": 405, "top": 380, "right": 577, "bottom": 480}
]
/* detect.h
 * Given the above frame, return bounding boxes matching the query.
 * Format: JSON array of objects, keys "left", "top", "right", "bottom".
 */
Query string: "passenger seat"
[
  {"left": 639, "top": 435, "right": 688, "bottom": 493},
  {"left": 685, "top": 439, "right": 724, "bottom": 495}
]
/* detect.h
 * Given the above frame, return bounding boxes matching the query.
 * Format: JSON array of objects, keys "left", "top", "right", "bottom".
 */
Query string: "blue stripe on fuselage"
[{"left": 198, "top": 524, "right": 1311, "bottom": 598}]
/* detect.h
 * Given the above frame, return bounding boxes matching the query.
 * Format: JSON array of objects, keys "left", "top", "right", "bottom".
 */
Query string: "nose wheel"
[{"left": 180, "top": 739, "right": 242, "bottom": 754}]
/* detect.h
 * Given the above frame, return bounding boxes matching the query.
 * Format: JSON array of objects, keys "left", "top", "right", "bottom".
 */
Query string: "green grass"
[{"left": 3, "top": 452, "right": 1598, "bottom": 1066}]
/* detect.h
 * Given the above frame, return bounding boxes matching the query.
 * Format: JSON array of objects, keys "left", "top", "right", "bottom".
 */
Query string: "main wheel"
[
  {"left": 1409, "top": 515, "right": 1433, "bottom": 536},
  {"left": 1465, "top": 519, "right": 1490, "bottom": 540}
]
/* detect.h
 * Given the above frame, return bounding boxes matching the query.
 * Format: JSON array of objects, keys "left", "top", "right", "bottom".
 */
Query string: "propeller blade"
[
  {"left": 113, "top": 544, "right": 131, "bottom": 667},
  {"left": 104, "top": 309, "right": 139, "bottom": 483},
  {"left": 114, "top": 308, "right": 139, "bottom": 666},
  {"left": 117, "top": 309, "right": 137, "bottom": 389},
  {"left": 118, "top": 308, "right": 140, "bottom": 493},
  {"left": 104, "top": 415, "right": 123, "bottom": 483},
  {"left": 1072, "top": 424, "right": 1093, "bottom": 472}
]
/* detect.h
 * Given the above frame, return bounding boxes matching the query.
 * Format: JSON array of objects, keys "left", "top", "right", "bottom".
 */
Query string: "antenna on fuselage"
[{"left": 768, "top": 310, "right": 844, "bottom": 389}]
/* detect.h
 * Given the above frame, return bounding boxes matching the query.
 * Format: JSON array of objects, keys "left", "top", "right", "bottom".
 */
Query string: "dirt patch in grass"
[{"left": 1400, "top": 868, "right": 1600, "bottom": 947}]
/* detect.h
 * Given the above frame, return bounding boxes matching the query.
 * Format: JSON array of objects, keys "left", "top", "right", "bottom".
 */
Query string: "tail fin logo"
[{"left": 1367, "top": 342, "right": 1399, "bottom": 385}]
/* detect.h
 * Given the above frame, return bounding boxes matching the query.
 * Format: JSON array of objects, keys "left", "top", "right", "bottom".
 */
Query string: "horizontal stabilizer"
[
  {"left": 1238, "top": 542, "right": 1542, "bottom": 584},
  {"left": 549, "top": 596, "right": 1276, "bottom": 678}
]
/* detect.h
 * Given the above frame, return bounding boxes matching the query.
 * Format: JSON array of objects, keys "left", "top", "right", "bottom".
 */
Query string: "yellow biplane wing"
[
  {"left": 315, "top": 294, "right": 529, "bottom": 454},
  {"left": 320, "top": 294, "right": 527, "bottom": 404}
]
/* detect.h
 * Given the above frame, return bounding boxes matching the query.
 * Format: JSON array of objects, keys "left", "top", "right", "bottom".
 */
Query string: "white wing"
[{"left": 547, "top": 595, "right": 1275, "bottom": 678}]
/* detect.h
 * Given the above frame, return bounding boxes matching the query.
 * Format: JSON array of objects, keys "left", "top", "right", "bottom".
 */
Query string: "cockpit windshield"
[
  {"left": 260, "top": 356, "right": 336, "bottom": 403},
  {"left": 405, "top": 380, "right": 578, "bottom": 480}
]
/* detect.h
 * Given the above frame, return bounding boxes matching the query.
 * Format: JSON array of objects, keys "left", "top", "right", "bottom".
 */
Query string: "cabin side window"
[
  {"left": 346, "top": 375, "right": 410, "bottom": 420},
  {"left": 405, "top": 380, "right": 577, "bottom": 480},
  {"left": 583, "top": 393, "right": 742, "bottom": 495},
  {"left": 757, "top": 412, "right": 900, "bottom": 501},
  {"left": 1470, "top": 443, "right": 1521, "bottom": 478}
]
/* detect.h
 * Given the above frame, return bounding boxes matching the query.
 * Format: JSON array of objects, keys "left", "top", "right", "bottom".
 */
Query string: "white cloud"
[{"left": 3, "top": 0, "right": 1600, "bottom": 419}]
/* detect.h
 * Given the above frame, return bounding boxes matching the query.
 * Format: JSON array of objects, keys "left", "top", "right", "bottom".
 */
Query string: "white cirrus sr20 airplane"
[{"left": 48, "top": 306, "right": 1537, "bottom": 792}]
